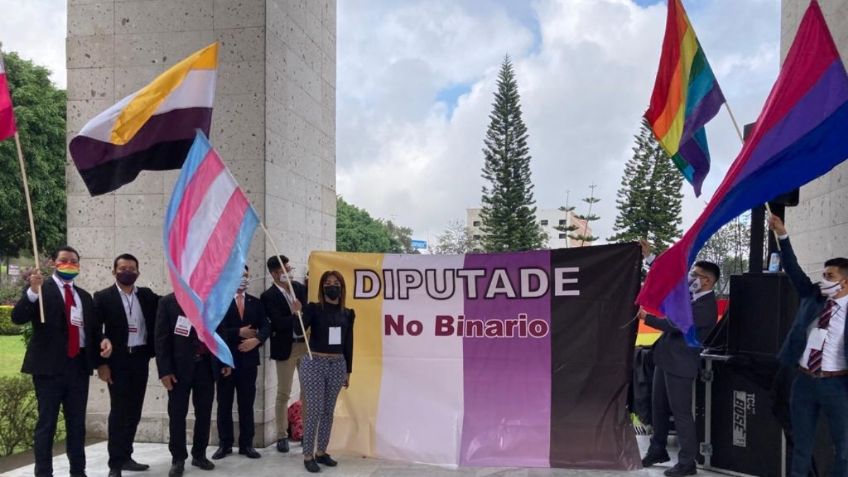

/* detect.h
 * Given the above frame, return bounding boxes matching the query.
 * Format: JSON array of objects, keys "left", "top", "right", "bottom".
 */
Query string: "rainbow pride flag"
[
  {"left": 163, "top": 131, "right": 258, "bottom": 367},
  {"left": 638, "top": 0, "right": 848, "bottom": 345},
  {"left": 645, "top": 0, "right": 725, "bottom": 197}
]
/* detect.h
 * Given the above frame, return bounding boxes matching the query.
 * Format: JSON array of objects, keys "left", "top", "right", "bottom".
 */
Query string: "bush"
[
  {"left": 0, "top": 306, "right": 22, "bottom": 335},
  {"left": 0, "top": 375, "right": 37, "bottom": 456},
  {"left": 0, "top": 281, "right": 22, "bottom": 306}
]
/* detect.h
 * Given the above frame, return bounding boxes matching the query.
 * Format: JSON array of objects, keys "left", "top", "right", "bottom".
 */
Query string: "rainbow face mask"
[{"left": 56, "top": 263, "right": 80, "bottom": 281}]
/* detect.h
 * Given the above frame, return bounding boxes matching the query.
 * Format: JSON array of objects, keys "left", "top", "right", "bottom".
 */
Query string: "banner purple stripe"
[
  {"left": 739, "top": 61, "right": 848, "bottom": 181},
  {"left": 69, "top": 107, "right": 212, "bottom": 170},
  {"left": 680, "top": 85, "right": 724, "bottom": 143},
  {"left": 460, "top": 252, "right": 551, "bottom": 467}
]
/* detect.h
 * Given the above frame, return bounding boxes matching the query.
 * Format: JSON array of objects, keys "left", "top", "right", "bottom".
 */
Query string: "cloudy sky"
[{"left": 0, "top": 0, "right": 782, "bottom": 245}]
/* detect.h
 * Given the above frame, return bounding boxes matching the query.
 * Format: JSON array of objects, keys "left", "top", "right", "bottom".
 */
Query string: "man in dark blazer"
[
  {"left": 260, "top": 255, "right": 307, "bottom": 452},
  {"left": 12, "top": 245, "right": 113, "bottom": 477},
  {"left": 769, "top": 216, "right": 848, "bottom": 477},
  {"left": 640, "top": 245, "right": 719, "bottom": 477},
  {"left": 212, "top": 267, "right": 270, "bottom": 460},
  {"left": 155, "top": 293, "right": 231, "bottom": 477},
  {"left": 94, "top": 253, "right": 161, "bottom": 477}
]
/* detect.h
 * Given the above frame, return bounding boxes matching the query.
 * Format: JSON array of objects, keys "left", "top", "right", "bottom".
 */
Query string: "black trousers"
[
  {"left": 32, "top": 354, "right": 90, "bottom": 477},
  {"left": 107, "top": 350, "right": 150, "bottom": 469},
  {"left": 167, "top": 355, "right": 214, "bottom": 461},
  {"left": 216, "top": 365, "right": 258, "bottom": 448},
  {"left": 650, "top": 367, "right": 698, "bottom": 466}
]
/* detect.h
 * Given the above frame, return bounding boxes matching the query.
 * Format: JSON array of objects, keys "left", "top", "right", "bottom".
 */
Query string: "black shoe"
[
  {"left": 315, "top": 454, "right": 337, "bottom": 466},
  {"left": 108, "top": 470, "right": 121, "bottom": 477},
  {"left": 122, "top": 459, "right": 150, "bottom": 471},
  {"left": 304, "top": 459, "right": 321, "bottom": 473},
  {"left": 664, "top": 463, "right": 697, "bottom": 477},
  {"left": 276, "top": 438, "right": 289, "bottom": 453},
  {"left": 70, "top": 474, "right": 87, "bottom": 477},
  {"left": 211, "top": 447, "right": 232, "bottom": 460},
  {"left": 191, "top": 457, "right": 215, "bottom": 471},
  {"left": 642, "top": 448, "right": 671, "bottom": 468},
  {"left": 239, "top": 447, "right": 261, "bottom": 458},
  {"left": 168, "top": 461, "right": 184, "bottom": 477}
]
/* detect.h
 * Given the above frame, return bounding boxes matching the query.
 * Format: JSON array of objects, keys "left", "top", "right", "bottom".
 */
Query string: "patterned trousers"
[{"left": 298, "top": 354, "right": 347, "bottom": 456}]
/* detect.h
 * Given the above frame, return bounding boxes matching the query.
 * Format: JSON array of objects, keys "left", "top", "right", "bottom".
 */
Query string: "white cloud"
[
  {"left": 0, "top": 0, "right": 67, "bottom": 88},
  {"left": 337, "top": 0, "right": 781, "bottom": 245}
]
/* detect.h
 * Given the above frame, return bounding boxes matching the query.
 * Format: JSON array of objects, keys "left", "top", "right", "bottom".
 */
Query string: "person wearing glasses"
[
  {"left": 639, "top": 242, "right": 719, "bottom": 477},
  {"left": 12, "top": 245, "right": 113, "bottom": 477}
]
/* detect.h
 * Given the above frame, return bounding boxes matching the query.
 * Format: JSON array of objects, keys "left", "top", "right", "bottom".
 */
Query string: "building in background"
[{"left": 466, "top": 208, "right": 591, "bottom": 249}]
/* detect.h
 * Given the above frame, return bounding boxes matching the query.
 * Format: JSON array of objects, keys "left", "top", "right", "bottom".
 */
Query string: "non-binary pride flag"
[
  {"left": 69, "top": 43, "right": 218, "bottom": 196},
  {"left": 164, "top": 131, "right": 259, "bottom": 367},
  {"left": 645, "top": 0, "right": 725, "bottom": 197},
  {"left": 0, "top": 49, "right": 16, "bottom": 141},
  {"left": 310, "top": 244, "right": 644, "bottom": 470},
  {"left": 638, "top": 0, "right": 848, "bottom": 345}
]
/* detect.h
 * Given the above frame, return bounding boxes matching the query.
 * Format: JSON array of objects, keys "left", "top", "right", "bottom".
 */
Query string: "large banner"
[{"left": 308, "top": 243, "right": 642, "bottom": 469}]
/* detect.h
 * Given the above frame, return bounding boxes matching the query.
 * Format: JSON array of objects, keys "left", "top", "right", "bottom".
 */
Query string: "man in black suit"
[
  {"left": 12, "top": 245, "right": 113, "bottom": 477},
  {"left": 94, "top": 254, "right": 161, "bottom": 477},
  {"left": 260, "top": 255, "right": 306, "bottom": 452},
  {"left": 212, "top": 266, "right": 269, "bottom": 460},
  {"left": 769, "top": 216, "right": 848, "bottom": 477},
  {"left": 640, "top": 245, "right": 719, "bottom": 477},
  {"left": 155, "top": 293, "right": 231, "bottom": 477}
]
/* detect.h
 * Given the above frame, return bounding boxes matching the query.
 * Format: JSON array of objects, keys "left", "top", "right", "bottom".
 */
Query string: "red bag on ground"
[{"left": 287, "top": 400, "right": 303, "bottom": 442}]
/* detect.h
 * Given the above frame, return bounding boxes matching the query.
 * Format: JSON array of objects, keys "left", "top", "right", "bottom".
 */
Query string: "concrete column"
[{"left": 66, "top": 0, "right": 336, "bottom": 446}]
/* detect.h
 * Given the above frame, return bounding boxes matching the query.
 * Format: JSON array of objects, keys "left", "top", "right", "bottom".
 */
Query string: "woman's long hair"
[{"left": 317, "top": 270, "right": 346, "bottom": 309}]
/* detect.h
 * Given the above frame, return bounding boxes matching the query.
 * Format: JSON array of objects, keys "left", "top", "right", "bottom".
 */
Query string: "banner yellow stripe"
[
  {"left": 310, "top": 251, "right": 384, "bottom": 456},
  {"left": 110, "top": 42, "right": 218, "bottom": 145}
]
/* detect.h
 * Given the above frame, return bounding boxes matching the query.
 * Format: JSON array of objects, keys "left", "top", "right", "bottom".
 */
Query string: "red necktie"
[
  {"left": 236, "top": 293, "right": 245, "bottom": 320},
  {"left": 64, "top": 284, "right": 80, "bottom": 358},
  {"left": 807, "top": 300, "right": 834, "bottom": 373}
]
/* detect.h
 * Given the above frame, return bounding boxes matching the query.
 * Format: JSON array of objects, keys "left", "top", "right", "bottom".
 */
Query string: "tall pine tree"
[
  {"left": 479, "top": 57, "right": 544, "bottom": 252},
  {"left": 608, "top": 118, "right": 683, "bottom": 251},
  {"left": 569, "top": 185, "right": 601, "bottom": 246}
]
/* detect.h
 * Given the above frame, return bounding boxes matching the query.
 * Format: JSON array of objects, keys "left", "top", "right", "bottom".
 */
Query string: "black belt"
[
  {"left": 293, "top": 337, "right": 306, "bottom": 343},
  {"left": 127, "top": 345, "right": 149, "bottom": 355},
  {"left": 799, "top": 366, "right": 848, "bottom": 378}
]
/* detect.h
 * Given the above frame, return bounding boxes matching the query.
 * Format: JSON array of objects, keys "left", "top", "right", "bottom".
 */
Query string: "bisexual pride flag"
[
  {"left": 164, "top": 132, "right": 259, "bottom": 367},
  {"left": 310, "top": 244, "right": 642, "bottom": 469},
  {"left": 638, "top": 0, "right": 848, "bottom": 344}
]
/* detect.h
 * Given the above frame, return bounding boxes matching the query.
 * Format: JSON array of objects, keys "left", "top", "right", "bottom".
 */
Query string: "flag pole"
[
  {"left": 14, "top": 132, "right": 45, "bottom": 323},
  {"left": 723, "top": 102, "right": 781, "bottom": 251},
  {"left": 258, "top": 221, "right": 313, "bottom": 359}
]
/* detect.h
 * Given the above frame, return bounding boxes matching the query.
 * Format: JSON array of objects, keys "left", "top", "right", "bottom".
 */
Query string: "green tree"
[
  {"left": 608, "top": 119, "right": 683, "bottom": 252},
  {"left": 0, "top": 51, "right": 66, "bottom": 260},
  {"left": 697, "top": 214, "right": 750, "bottom": 296},
  {"left": 335, "top": 197, "right": 413, "bottom": 253},
  {"left": 554, "top": 191, "right": 579, "bottom": 245},
  {"left": 479, "top": 56, "right": 544, "bottom": 252},
  {"left": 570, "top": 185, "right": 601, "bottom": 246}
]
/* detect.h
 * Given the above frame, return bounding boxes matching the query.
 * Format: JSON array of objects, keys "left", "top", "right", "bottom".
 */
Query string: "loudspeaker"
[{"left": 728, "top": 273, "right": 799, "bottom": 357}]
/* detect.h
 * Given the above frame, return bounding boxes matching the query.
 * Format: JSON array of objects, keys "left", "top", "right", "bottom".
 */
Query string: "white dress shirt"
[
  {"left": 799, "top": 294, "right": 848, "bottom": 372},
  {"left": 28, "top": 274, "right": 87, "bottom": 348},
  {"left": 117, "top": 284, "right": 146, "bottom": 347}
]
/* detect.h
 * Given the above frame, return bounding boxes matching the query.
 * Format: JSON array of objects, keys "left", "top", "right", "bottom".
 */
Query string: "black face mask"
[
  {"left": 116, "top": 271, "right": 139, "bottom": 286},
  {"left": 323, "top": 285, "right": 341, "bottom": 301}
]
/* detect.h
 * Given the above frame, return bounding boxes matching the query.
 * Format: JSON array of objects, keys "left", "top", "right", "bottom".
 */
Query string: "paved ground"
[{"left": 5, "top": 436, "right": 728, "bottom": 477}]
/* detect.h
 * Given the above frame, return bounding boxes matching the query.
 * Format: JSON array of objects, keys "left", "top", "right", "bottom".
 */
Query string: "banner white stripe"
[{"left": 180, "top": 170, "right": 238, "bottom": 280}]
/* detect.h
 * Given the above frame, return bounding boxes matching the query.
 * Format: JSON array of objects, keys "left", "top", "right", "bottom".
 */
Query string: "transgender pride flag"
[{"left": 164, "top": 131, "right": 259, "bottom": 367}]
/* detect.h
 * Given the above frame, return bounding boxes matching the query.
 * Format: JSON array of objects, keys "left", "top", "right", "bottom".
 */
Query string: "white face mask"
[
  {"left": 688, "top": 277, "right": 702, "bottom": 294},
  {"left": 238, "top": 277, "right": 249, "bottom": 292},
  {"left": 819, "top": 278, "right": 842, "bottom": 298}
]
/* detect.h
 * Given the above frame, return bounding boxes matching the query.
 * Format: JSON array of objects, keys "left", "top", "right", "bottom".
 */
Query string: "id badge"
[
  {"left": 808, "top": 327, "right": 827, "bottom": 350},
  {"left": 128, "top": 326, "right": 139, "bottom": 334},
  {"left": 174, "top": 315, "right": 192, "bottom": 337},
  {"left": 329, "top": 326, "right": 341, "bottom": 345},
  {"left": 70, "top": 306, "right": 83, "bottom": 328}
]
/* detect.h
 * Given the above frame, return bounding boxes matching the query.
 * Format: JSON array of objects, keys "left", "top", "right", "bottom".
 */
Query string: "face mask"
[
  {"left": 116, "top": 271, "right": 138, "bottom": 286},
  {"left": 56, "top": 264, "right": 80, "bottom": 281},
  {"left": 819, "top": 278, "right": 842, "bottom": 298},
  {"left": 688, "top": 277, "right": 701, "bottom": 294},
  {"left": 238, "top": 277, "right": 249, "bottom": 292},
  {"left": 323, "top": 285, "right": 341, "bottom": 301}
]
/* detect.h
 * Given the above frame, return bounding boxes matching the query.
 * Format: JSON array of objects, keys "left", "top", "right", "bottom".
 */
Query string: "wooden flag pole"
[
  {"left": 724, "top": 102, "right": 781, "bottom": 251},
  {"left": 14, "top": 132, "right": 45, "bottom": 323},
  {"left": 259, "top": 222, "right": 312, "bottom": 359}
]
